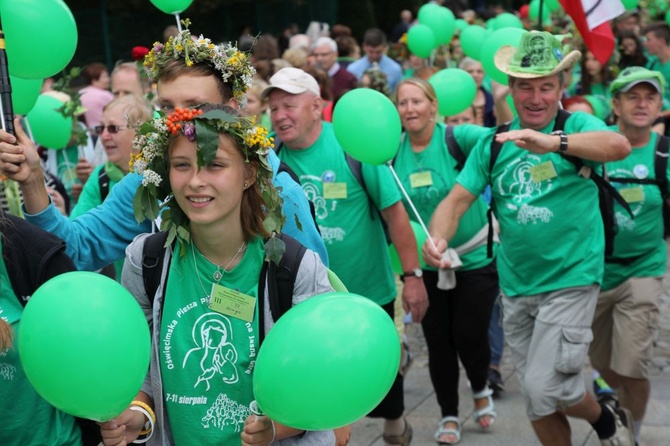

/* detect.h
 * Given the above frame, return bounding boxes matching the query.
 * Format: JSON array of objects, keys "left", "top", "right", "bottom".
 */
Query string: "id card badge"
[
  {"left": 620, "top": 186, "right": 645, "bottom": 203},
  {"left": 530, "top": 161, "right": 557, "bottom": 183},
  {"left": 323, "top": 182, "right": 347, "bottom": 199},
  {"left": 209, "top": 283, "right": 256, "bottom": 322},
  {"left": 410, "top": 171, "right": 433, "bottom": 188}
]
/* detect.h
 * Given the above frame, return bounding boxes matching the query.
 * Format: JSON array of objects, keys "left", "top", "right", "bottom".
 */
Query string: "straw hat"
[{"left": 494, "top": 31, "right": 581, "bottom": 79}]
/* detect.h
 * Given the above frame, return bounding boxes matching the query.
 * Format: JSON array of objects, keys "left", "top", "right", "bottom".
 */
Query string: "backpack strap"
[
  {"left": 655, "top": 135, "right": 669, "bottom": 199},
  {"left": 486, "top": 122, "right": 512, "bottom": 258},
  {"left": 258, "top": 234, "right": 307, "bottom": 345},
  {"left": 142, "top": 231, "right": 170, "bottom": 306},
  {"left": 445, "top": 125, "right": 466, "bottom": 171},
  {"left": 98, "top": 168, "right": 110, "bottom": 202}
]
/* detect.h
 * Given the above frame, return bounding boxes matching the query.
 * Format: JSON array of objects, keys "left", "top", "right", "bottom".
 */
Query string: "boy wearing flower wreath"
[{"left": 0, "top": 20, "right": 328, "bottom": 272}]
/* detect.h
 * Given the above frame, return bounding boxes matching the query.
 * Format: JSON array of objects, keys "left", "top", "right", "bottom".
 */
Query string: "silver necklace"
[{"left": 191, "top": 241, "right": 247, "bottom": 298}]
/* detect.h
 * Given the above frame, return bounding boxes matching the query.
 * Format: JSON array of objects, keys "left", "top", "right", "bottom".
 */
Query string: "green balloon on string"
[
  {"left": 419, "top": 6, "right": 456, "bottom": 45},
  {"left": 429, "top": 68, "right": 477, "bottom": 116},
  {"left": 455, "top": 19, "right": 469, "bottom": 33},
  {"left": 494, "top": 13, "right": 524, "bottom": 30},
  {"left": 26, "top": 93, "right": 73, "bottom": 149},
  {"left": 529, "top": 0, "right": 551, "bottom": 22},
  {"left": 407, "top": 25, "right": 437, "bottom": 58},
  {"left": 460, "top": 25, "right": 489, "bottom": 61},
  {"left": 545, "top": 0, "right": 562, "bottom": 12},
  {"left": 480, "top": 27, "right": 527, "bottom": 84},
  {"left": 10, "top": 76, "right": 42, "bottom": 114},
  {"left": 149, "top": 0, "right": 193, "bottom": 14},
  {"left": 621, "top": 0, "right": 638, "bottom": 10}
]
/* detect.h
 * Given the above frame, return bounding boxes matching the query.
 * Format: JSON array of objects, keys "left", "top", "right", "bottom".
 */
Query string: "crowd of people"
[{"left": 1, "top": 2, "right": 669, "bottom": 446}]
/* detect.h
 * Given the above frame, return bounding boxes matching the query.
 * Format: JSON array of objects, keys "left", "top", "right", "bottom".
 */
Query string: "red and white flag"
[{"left": 559, "top": 0, "right": 626, "bottom": 65}]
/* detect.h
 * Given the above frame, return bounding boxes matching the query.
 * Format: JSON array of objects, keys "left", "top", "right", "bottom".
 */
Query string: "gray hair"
[{"left": 313, "top": 36, "right": 338, "bottom": 53}]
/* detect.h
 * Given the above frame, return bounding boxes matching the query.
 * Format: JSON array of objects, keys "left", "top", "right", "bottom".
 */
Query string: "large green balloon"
[
  {"left": 460, "top": 25, "right": 489, "bottom": 61},
  {"left": 18, "top": 272, "right": 151, "bottom": 422},
  {"left": 429, "top": 68, "right": 477, "bottom": 117},
  {"left": 327, "top": 269, "right": 348, "bottom": 292},
  {"left": 26, "top": 94, "right": 72, "bottom": 149},
  {"left": 417, "top": 3, "right": 441, "bottom": 23},
  {"left": 494, "top": 12, "right": 524, "bottom": 30},
  {"left": 389, "top": 220, "right": 428, "bottom": 274},
  {"left": 10, "top": 76, "right": 42, "bottom": 115},
  {"left": 480, "top": 28, "right": 527, "bottom": 85},
  {"left": 333, "top": 89, "right": 401, "bottom": 165},
  {"left": 2, "top": 0, "right": 78, "bottom": 79},
  {"left": 419, "top": 6, "right": 456, "bottom": 45},
  {"left": 149, "top": 0, "right": 193, "bottom": 14},
  {"left": 253, "top": 292, "right": 400, "bottom": 430},
  {"left": 407, "top": 25, "right": 437, "bottom": 58},
  {"left": 455, "top": 19, "right": 469, "bottom": 33}
]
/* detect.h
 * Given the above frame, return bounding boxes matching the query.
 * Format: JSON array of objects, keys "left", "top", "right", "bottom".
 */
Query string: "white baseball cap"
[{"left": 261, "top": 67, "right": 320, "bottom": 100}]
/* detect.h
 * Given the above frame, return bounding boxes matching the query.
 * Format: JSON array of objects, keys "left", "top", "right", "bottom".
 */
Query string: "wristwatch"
[
  {"left": 551, "top": 130, "right": 568, "bottom": 154},
  {"left": 401, "top": 268, "right": 423, "bottom": 279}
]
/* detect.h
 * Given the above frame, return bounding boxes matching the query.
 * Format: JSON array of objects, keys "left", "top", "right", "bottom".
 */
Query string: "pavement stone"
[{"left": 349, "top": 242, "right": 670, "bottom": 446}]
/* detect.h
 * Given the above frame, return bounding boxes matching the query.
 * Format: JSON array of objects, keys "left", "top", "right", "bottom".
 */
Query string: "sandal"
[
  {"left": 382, "top": 418, "right": 413, "bottom": 446},
  {"left": 472, "top": 386, "right": 496, "bottom": 429},
  {"left": 435, "top": 416, "right": 461, "bottom": 445}
]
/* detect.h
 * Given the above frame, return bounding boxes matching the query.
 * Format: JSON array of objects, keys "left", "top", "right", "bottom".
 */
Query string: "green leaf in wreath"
[
  {"left": 194, "top": 120, "right": 219, "bottom": 166},
  {"left": 264, "top": 236, "right": 286, "bottom": 265}
]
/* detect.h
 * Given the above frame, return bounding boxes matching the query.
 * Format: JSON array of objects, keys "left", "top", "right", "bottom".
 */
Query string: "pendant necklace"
[{"left": 191, "top": 241, "right": 247, "bottom": 299}]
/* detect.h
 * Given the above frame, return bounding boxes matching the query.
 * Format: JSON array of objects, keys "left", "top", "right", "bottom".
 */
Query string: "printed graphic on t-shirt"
[
  {"left": 495, "top": 155, "right": 556, "bottom": 225},
  {"left": 0, "top": 309, "right": 16, "bottom": 381},
  {"left": 301, "top": 172, "right": 347, "bottom": 245},
  {"left": 609, "top": 166, "right": 647, "bottom": 232}
]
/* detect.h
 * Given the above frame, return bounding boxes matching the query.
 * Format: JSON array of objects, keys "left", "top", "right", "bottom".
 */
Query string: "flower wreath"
[
  {"left": 143, "top": 19, "right": 255, "bottom": 108},
  {"left": 130, "top": 106, "right": 286, "bottom": 260}
]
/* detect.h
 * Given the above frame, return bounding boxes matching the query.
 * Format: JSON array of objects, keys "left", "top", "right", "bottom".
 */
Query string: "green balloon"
[
  {"left": 26, "top": 93, "right": 73, "bottom": 149},
  {"left": 253, "top": 292, "right": 400, "bottom": 430},
  {"left": 529, "top": 0, "right": 551, "bottom": 22},
  {"left": 407, "top": 24, "right": 437, "bottom": 58},
  {"left": 460, "top": 25, "right": 489, "bottom": 61},
  {"left": 494, "top": 13, "right": 524, "bottom": 30},
  {"left": 621, "top": 0, "right": 638, "bottom": 10},
  {"left": 327, "top": 269, "right": 348, "bottom": 292},
  {"left": 506, "top": 94, "right": 518, "bottom": 117},
  {"left": 480, "top": 28, "right": 527, "bottom": 84},
  {"left": 666, "top": 10, "right": 670, "bottom": 27},
  {"left": 333, "top": 89, "right": 401, "bottom": 165},
  {"left": 417, "top": 3, "right": 441, "bottom": 23},
  {"left": 545, "top": 0, "right": 561, "bottom": 12},
  {"left": 486, "top": 18, "right": 496, "bottom": 30},
  {"left": 419, "top": 6, "right": 456, "bottom": 45},
  {"left": 149, "top": 0, "right": 193, "bottom": 14},
  {"left": 455, "top": 19, "right": 469, "bottom": 32},
  {"left": 429, "top": 68, "right": 477, "bottom": 116},
  {"left": 389, "top": 221, "right": 428, "bottom": 274},
  {"left": 3, "top": 0, "right": 78, "bottom": 79},
  {"left": 18, "top": 272, "right": 151, "bottom": 422},
  {"left": 10, "top": 76, "right": 42, "bottom": 115}
]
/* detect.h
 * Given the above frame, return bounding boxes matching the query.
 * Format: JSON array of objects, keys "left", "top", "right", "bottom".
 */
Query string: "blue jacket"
[{"left": 25, "top": 150, "right": 328, "bottom": 270}]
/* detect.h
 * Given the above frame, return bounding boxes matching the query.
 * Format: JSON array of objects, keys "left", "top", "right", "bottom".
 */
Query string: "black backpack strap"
[
  {"left": 554, "top": 108, "right": 571, "bottom": 131},
  {"left": 258, "top": 234, "right": 307, "bottom": 345},
  {"left": 445, "top": 125, "right": 466, "bottom": 171},
  {"left": 655, "top": 135, "right": 669, "bottom": 199},
  {"left": 98, "top": 168, "right": 110, "bottom": 202},
  {"left": 142, "top": 231, "right": 170, "bottom": 306},
  {"left": 486, "top": 122, "right": 511, "bottom": 258}
]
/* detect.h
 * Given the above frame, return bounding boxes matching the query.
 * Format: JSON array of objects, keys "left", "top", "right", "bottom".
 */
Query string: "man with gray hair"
[{"left": 312, "top": 36, "right": 358, "bottom": 103}]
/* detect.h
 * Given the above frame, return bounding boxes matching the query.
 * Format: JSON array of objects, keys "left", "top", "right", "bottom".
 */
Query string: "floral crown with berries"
[
  {"left": 130, "top": 105, "right": 285, "bottom": 253},
  {"left": 143, "top": 19, "right": 255, "bottom": 107}
]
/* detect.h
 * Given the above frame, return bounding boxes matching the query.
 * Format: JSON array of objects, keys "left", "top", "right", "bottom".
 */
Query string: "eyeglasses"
[{"left": 93, "top": 125, "right": 129, "bottom": 135}]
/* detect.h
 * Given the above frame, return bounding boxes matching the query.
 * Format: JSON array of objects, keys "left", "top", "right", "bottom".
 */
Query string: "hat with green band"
[
  {"left": 494, "top": 31, "right": 581, "bottom": 79},
  {"left": 610, "top": 66, "right": 665, "bottom": 95}
]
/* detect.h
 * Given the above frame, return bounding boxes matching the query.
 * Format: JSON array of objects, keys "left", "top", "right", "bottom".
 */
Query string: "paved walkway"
[{"left": 349, "top": 250, "right": 670, "bottom": 446}]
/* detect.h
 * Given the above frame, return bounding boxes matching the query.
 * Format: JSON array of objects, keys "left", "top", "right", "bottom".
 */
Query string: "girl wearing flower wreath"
[{"left": 98, "top": 104, "right": 334, "bottom": 446}]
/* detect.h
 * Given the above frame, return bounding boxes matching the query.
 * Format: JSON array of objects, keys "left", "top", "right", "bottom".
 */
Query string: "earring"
[{"left": 244, "top": 182, "right": 248, "bottom": 188}]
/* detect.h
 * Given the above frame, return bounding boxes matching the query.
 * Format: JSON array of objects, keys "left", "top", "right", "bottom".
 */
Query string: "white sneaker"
[{"left": 600, "top": 405, "right": 635, "bottom": 446}]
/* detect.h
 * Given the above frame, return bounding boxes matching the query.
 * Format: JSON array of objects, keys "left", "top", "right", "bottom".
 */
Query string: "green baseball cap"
[
  {"left": 495, "top": 31, "right": 581, "bottom": 79},
  {"left": 610, "top": 66, "right": 665, "bottom": 95}
]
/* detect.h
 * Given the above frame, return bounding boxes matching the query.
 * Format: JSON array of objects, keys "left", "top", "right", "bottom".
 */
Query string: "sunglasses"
[{"left": 93, "top": 124, "right": 129, "bottom": 135}]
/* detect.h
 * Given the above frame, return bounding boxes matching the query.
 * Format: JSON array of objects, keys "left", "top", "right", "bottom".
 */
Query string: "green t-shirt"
[
  {"left": 602, "top": 129, "right": 668, "bottom": 290},
  {"left": 394, "top": 123, "right": 494, "bottom": 271},
  {"left": 457, "top": 112, "right": 609, "bottom": 297},
  {"left": 647, "top": 57, "right": 670, "bottom": 102},
  {"left": 160, "top": 237, "right": 264, "bottom": 445},
  {"left": 0, "top": 242, "right": 82, "bottom": 445},
  {"left": 277, "top": 122, "right": 400, "bottom": 305},
  {"left": 70, "top": 163, "right": 126, "bottom": 280}
]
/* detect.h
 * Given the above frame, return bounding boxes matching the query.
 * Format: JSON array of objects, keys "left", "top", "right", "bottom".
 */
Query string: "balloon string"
[
  {"left": 23, "top": 117, "right": 34, "bottom": 142},
  {"left": 175, "top": 14, "right": 182, "bottom": 32},
  {"left": 387, "top": 163, "right": 438, "bottom": 252}
]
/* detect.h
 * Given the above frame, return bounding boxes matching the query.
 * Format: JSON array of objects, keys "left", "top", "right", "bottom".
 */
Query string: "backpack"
[
  {"left": 607, "top": 134, "right": 670, "bottom": 239},
  {"left": 486, "top": 109, "right": 633, "bottom": 258},
  {"left": 141, "top": 231, "right": 306, "bottom": 344}
]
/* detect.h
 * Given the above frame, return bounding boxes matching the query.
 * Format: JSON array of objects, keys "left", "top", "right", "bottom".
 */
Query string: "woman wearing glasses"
[{"left": 70, "top": 94, "right": 153, "bottom": 280}]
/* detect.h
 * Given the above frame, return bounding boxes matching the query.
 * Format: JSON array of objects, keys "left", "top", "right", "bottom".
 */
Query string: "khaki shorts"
[
  {"left": 503, "top": 285, "right": 599, "bottom": 420},
  {"left": 589, "top": 277, "right": 662, "bottom": 379}
]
